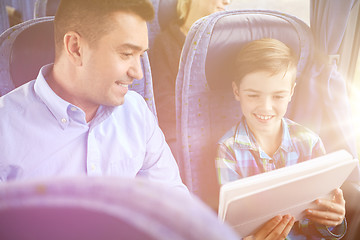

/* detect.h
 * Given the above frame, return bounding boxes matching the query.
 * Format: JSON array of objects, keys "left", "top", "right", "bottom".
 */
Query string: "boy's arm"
[
  {"left": 292, "top": 189, "right": 346, "bottom": 239},
  {"left": 215, "top": 143, "right": 241, "bottom": 185},
  {"left": 299, "top": 137, "right": 347, "bottom": 238}
]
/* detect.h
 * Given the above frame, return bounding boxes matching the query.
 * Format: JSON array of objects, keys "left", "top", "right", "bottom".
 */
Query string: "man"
[{"left": 0, "top": 0, "right": 187, "bottom": 193}]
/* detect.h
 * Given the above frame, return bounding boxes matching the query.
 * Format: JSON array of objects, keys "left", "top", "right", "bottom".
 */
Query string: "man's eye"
[
  {"left": 121, "top": 53, "right": 133, "bottom": 58},
  {"left": 248, "top": 95, "right": 259, "bottom": 98}
]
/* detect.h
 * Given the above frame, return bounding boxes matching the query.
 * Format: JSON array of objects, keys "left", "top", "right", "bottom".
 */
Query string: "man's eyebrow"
[{"left": 117, "top": 43, "right": 149, "bottom": 53}]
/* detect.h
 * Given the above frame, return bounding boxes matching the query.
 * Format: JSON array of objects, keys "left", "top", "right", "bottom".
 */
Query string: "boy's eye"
[
  {"left": 247, "top": 95, "right": 259, "bottom": 98},
  {"left": 274, "top": 95, "right": 285, "bottom": 99}
]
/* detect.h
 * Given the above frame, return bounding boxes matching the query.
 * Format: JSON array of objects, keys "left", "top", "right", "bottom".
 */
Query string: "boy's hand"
[
  {"left": 305, "top": 188, "right": 345, "bottom": 227},
  {"left": 244, "top": 215, "right": 295, "bottom": 240}
]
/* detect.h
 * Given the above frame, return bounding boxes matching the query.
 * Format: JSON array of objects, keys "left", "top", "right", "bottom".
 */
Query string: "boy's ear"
[
  {"left": 232, "top": 81, "right": 241, "bottom": 101},
  {"left": 289, "top": 82, "right": 296, "bottom": 102},
  {"left": 63, "top": 31, "right": 83, "bottom": 66}
]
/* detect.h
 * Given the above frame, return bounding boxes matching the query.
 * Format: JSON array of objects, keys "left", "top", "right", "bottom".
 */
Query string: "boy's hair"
[
  {"left": 54, "top": 0, "right": 154, "bottom": 57},
  {"left": 233, "top": 38, "right": 298, "bottom": 86},
  {"left": 177, "top": 0, "right": 191, "bottom": 25}
]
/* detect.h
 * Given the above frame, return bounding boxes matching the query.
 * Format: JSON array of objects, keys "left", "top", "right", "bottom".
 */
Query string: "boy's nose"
[{"left": 262, "top": 97, "right": 273, "bottom": 110}]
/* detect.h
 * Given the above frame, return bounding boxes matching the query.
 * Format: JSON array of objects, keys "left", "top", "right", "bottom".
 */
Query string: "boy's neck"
[{"left": 251, "top": 124, "right": 283, "bottom": 158}]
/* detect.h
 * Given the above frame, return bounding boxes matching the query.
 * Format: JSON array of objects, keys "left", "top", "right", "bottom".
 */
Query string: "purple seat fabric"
[
  {"left": 0, "top": 17, "right": 157, "bottom": 116},
  {"left": 0, "top": 177, "right": 239, "bottom": 240},
  {"left": 175, "top": 10, "right": 316, "bottom": 210},
  {"left": 33, "top": 0, "right": 60, "bottom": 18}
]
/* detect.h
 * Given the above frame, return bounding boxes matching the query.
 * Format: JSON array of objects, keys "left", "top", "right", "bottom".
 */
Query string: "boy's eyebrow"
[{"left": 242, "top": 89, "right": 290, "bottom": 94}]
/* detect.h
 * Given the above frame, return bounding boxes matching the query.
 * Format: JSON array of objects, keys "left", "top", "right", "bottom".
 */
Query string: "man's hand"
[
  {"left": 244, "top": 215, "right": 295, "bottom": 240},
  {"left": 305, "top": 188, "right": 346, "bottom": 227}
]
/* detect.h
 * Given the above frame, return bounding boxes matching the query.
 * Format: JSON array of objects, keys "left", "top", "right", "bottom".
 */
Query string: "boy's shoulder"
[
  {"left": 218, "top": 125, "right": 238, "bottom": 145},
  {"left": 284, "top": 118, "right": 321, "bottom": 142}
]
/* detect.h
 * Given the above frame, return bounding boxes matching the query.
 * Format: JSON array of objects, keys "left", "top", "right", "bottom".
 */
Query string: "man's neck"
[{"left": 46, "top": 64, "right": 99, "bottom": 123}]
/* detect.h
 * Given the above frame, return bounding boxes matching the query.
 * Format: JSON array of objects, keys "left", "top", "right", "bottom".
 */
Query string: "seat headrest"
[
  {"left": 158, "top": 0, "right": 177, "bottom": 30},
  {"left": 205, "top": 12, "right": 308, "bottom": 91},
  {"left": 10, "top": 20, "right": 55, "bottom": 88},
  {"left": 46, "top": 0, "right": 61, "bottom": 16}
]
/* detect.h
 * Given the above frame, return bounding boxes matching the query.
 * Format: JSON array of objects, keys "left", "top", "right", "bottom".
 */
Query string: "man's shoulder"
[{"left": 0, "top": 81, "right": 36, "bottom": 112}]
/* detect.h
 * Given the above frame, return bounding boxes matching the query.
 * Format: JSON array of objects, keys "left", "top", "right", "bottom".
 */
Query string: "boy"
[{"left": 216, "top": 38, "right": 346, "bottom": 239}]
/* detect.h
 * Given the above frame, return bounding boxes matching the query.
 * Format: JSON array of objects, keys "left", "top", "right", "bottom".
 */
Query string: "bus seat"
[
  {"left": 0, "top": 17, "right": 157, "bottom": 116},
  {"left": 157, "top": 0, "right": 177, "bottom": 31},
  {"left": 147, "top": 0, "right": 160, "bottom": 49},
  {"left": 0, "top": 1, "right": 10, "bottom": 34},
  {"left": 0, "top": 177, "right": 239, "bottom": 240},
  {"left": 34, "top": 0, "right": 60, "bottom": 18},
  {"left": 175, "top": 9, "right": 321, "bottom": 210}
]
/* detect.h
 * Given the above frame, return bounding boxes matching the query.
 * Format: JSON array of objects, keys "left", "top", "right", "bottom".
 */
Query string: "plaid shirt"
[{"left": 216, "top": 117, "right": 346, "bottom": 240}]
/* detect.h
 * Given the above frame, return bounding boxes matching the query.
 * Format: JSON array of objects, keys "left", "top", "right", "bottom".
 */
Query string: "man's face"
[
  {"left": 77, "top": 11, "right": 148, "bottom": 108},
  {"left": 233, "top": 70, "right": 295, "bottom": 136}
]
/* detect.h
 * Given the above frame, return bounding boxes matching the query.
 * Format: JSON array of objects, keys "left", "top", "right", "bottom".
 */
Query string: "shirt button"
[
  {"left": 90, "top": 163, "right": 96, "bottom": 171},
  {"left": 268, "top": 159, "right": 274, "bottom": 164},
  {"left": 61, "top": 118, "right": 67, "bottom": 123}
]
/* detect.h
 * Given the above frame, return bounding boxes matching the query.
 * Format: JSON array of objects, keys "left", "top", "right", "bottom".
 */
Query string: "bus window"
[
  {"left": 340, "top": 0, "right": 360, "bottom": 153},
  {"left": 228, "top": 0, "right": 310, "bottom": 25}
]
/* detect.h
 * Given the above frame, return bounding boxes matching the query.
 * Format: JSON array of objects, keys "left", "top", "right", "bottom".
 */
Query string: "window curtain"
[
  {"left": 4, "top": 0, "right": 38, "bottom": 21},
  {"left": 0, "top": 1, "right": 10, "bottom": 33},
  {"left": 310, "top": 0, "right": 358, "bottom": 158}
]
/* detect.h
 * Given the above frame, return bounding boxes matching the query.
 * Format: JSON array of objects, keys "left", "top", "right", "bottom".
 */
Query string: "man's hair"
[
  {"left": 176, "top": 0, "right": 191, "bottom": 25},
  {"left": 54, "top": 0, "right": 154, "bottom": 57},
  {"left": 233, "top": 38, "right": 298, "bottom": 86}
]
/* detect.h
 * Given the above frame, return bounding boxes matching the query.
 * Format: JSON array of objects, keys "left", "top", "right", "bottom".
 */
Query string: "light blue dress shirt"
[{"left": 0, "top": 64, "right": 188, "bottom": 193}]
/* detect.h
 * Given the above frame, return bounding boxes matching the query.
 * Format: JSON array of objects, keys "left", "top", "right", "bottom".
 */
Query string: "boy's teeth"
[{"left": 256, "top": 114, "right": 272, "bottom": 120}]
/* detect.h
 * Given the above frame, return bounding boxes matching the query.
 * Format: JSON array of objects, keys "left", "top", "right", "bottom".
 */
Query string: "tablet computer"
[{"left": 218, "top": 150, "right": 358, "bottom": 237}]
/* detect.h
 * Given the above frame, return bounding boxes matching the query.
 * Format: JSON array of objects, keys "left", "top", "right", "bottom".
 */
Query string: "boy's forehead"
[{"left": 239, "top": 70, "right": 295, "bottom": 90}]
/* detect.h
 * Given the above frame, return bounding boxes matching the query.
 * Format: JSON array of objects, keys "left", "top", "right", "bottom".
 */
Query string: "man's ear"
[
  {"left": 232, "top": 81, "right": 241, "bottom": 101},
  {"left": 63, "top": 31, "right": 83, "bottom": 66}
]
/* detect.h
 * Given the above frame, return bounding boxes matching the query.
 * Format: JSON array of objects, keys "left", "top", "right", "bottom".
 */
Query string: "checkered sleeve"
[
  {"left": 215, "top": 142, "right": 241, "bottom": 185},
  {"left": 295, "top": 218, "right": 346, "bottom": 239}
]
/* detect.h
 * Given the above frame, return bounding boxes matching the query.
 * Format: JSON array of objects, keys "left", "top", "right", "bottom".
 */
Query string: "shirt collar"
[
  {"left": 34, "top": 64, "right": 114, "bottom": 129},
  {"left": 279, "top": 118, "right": 295, "bottom": 152},
  {"left": 34, "top": 64, "right": 73, "bottom": 129},
  {"left": 234, "top": 117, "right": 295, "bottom": 153}
]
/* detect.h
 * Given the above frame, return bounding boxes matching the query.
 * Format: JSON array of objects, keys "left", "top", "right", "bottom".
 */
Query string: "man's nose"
[
  {"left": 223, "top": 0, "right": 232, "bottom": 5},
  {"left": 128, "top": 56, "right": 144, "bottom": 80}
]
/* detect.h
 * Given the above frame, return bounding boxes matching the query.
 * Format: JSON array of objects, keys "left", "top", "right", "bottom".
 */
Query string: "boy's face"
[{"left": 232, "top": 70, "right": 295, "bottom": 136}]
